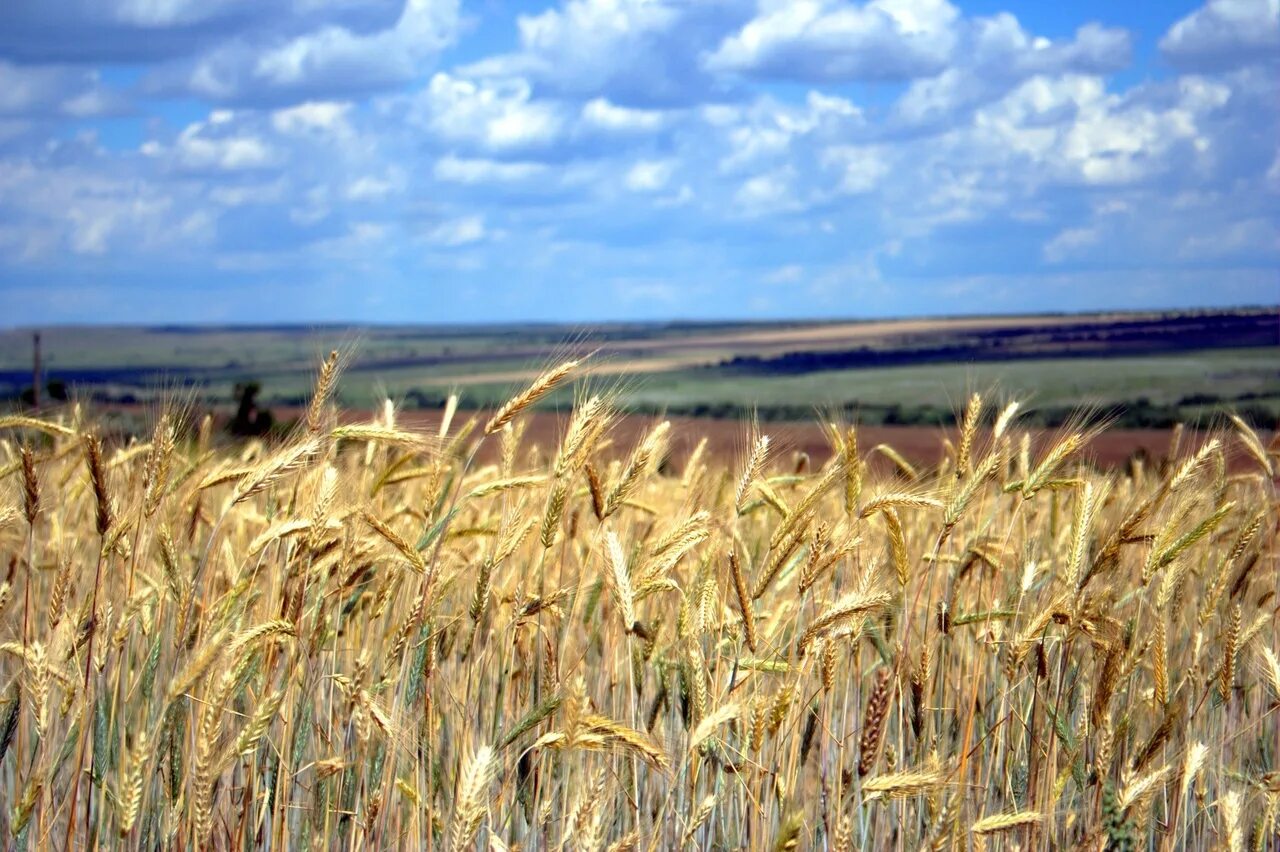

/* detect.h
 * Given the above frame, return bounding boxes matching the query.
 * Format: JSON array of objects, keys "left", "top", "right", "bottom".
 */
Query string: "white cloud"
[
  {"left": 707, "top": 0, "right": 960, "bottom": 82},
  {"left": 171, "top": 0, "right": 460, "bottom": 102},
  {"left": 255, "top": 0, "right": 451, "bottom": 87},
  {"left": 722, "top": 123, "right": 791, "bottom": 171},
  {"left": 178, "top": 134, "right": 274, "bottom": 171},
  {"left": 413, "top": 73, "right": 565, "bottom": 153},
  {"left": 821, "top": 145, "right": 887, "bottom": 193},
  {"left": 1161, "top": 0, "right": 1280, "bottom": 70},
  {"left": 426, "top": 214, "right": 486, "bottom": 246},
  {"left": 143, "top": 109, "right": 291, "bottom": 174},
  {"left": 893, "top": 16, "right": 1130, "bottom": 126},
  {"left": 167, "top": 121, "right": 277, "bottom": 171},
  {"left": 0, "top": 61, "right": 125, "bottom": 118},
  {"left": 735, "top": 169, "right": 799, "bottom": 214},
  {"left": 463, "top": 0, "right": 740, "bottom": 105},
  {"left": 433, "top": 154, "right": 547, "bottom": 183},
  {"left": 1043, "top": 226, "right": 1100, "bottom": 262},
  {"left": 970, "top": 16, "right": 1129, "bottom": 77},
  {"left": 516, "top": 0, "right": 680, "bottom": 71},
  {"left": 0, "top": 63, "right": 69, "bottom": 115},
  {"left": 60, "top": 86, "right": 127, "bottom": 118},
  {"left": 0, "top": 144, "right": 216, "bottom": 261},
  {"left": 346, "top": 173, "right": 399, "bottom": 200},
  {"left": 958, "top": 73, "right": 1230, "bottom": 187},
  {"left": 581, "top": 98, "right": 667, "bottom": 132},
  {"left": 624, "top": 159, "right": 675, "bottom": 191},
  {"left": 1060, "top": 81, "right": 1222, "bottom": 185},
  {"left": 271, "top": 100, "right": 352, "bottom": 135},
  {"left": 716, "top": 91, "right": 864, "bottom": 172}
]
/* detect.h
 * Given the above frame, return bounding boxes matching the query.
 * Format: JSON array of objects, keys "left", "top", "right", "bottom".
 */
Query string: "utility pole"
[{"left": 32, "top": 332, "right": 41, "bottom": 409}]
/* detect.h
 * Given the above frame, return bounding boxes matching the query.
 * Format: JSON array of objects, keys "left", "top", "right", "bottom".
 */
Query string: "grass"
[
  {"left": 620, "top": 348, "right": 1280, "bottom": 411},
  {"left": 100, "top": 346, "right": 1272, "bottom": 423},
  {"left": 5, "top": 314, "right": 1276, "bottom": 424},
  {"left": 345, "top": 347, "right": 1280, "bottom": 427},
  {"left": 0, "top": 358, "right": 1277, "bottom": 849}
]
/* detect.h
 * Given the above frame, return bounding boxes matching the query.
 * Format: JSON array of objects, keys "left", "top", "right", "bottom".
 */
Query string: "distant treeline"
[{"left": 716, "top": 312, "right": 1279, "bottom": 376}]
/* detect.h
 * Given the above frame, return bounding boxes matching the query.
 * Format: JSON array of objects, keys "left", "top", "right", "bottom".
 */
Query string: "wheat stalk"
[
  {"left": 450, "top": 745, "right": 498, "bottom": 849},
  {"left": 485, "top": 359, "right": 580, "bottom": 435},
  {"left": 971, "top": 811, "right": 1041, "bottom": 834}
]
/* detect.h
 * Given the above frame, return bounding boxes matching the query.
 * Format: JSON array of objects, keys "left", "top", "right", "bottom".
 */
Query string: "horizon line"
[{"left": 4, "top": 303, "right": 1277, "bottom": 334}]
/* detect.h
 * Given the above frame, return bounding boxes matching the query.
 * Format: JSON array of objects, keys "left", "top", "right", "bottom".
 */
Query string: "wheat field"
[{"left": 0, "top": 354, "right": 1277, "bottom": 850}]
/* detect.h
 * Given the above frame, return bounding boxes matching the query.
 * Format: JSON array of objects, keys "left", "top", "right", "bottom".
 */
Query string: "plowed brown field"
[{"left": 363, "top": 409, "right": 1265, "bottom": 474}]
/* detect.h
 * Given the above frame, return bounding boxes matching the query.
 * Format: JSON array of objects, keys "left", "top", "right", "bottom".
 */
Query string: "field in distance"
[{"left": 1, "top": 307, "right": 1277, "bottom": 429}]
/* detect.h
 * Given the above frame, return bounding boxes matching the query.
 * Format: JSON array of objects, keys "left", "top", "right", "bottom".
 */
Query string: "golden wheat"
[{"left": 0, "top": 368, "right": 1274, "bottom": 850}]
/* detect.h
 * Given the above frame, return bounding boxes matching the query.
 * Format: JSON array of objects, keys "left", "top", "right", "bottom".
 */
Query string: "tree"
[{"left": 230, "top": 381, "right": 274, "bottom": 437}]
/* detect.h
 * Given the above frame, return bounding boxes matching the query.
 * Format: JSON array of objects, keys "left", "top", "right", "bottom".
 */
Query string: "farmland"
[
  {"left": 0, "top": 357, "right": 1276, "bottom": 849},
  {"left": 1, "top": 308, "right": 1277, "bottom": 430}
]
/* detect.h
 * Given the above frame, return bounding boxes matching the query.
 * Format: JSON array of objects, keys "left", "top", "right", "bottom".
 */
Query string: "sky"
[{"left": 0, "top": 0, "right": 1277, "bottom": 325}]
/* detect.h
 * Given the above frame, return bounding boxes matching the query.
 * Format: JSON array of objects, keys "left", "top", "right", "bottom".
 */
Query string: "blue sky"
[{"left": 0, "top": 0, "right": 1277, "bottom": 325}]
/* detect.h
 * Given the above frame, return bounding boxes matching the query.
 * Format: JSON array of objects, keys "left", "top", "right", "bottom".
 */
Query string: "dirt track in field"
[
  {"left": 413, "top": 357, "right": 692, "bottom": 387},
  {"left": 342, "top": 409, "right": 1262, "bottom": 475},
  {"left": 626, "top": 312, "right": 1136, "bottom": 350},
  {"left": 403, "top": 313, "right": 1146, "bottom": 386}
]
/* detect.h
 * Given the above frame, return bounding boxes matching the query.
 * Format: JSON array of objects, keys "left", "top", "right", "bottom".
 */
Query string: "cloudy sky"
[{"left": 0, "top": 0, "right": 1277, "bottom": 325}]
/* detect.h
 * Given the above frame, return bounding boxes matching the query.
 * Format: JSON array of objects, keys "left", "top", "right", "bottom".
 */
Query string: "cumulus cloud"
[
  {"left": 969, "top": 17, "right": 1130, "bottom": 77},
  {"left": 581, "top": 98, "right": 668, "bottom": 133},
  {"left": 820, "top": 145, "right": 887, "bottom": 194},
  {"left": 143, "top": 113, "right": 279, "bottom": 172},
  {"left": 707, "top": 0, "right": 960, "bottom": 82},
  {"left": 271, "top": 101, "right": 352, "bottom": 136},
  {"left": 713, "top": 91, "right": 865, "bottom": 173},
  {"left": 464, "top": 0, "right": 748, "bottom": 106},
  {"left": 2, "top": 2, "right": 457, "bottom": 106},
  {"left": 1160, "top": 0, "right": 1280, "bottom": 71},
  {"left": 426, "top": 214, "right": 486, "bottom": 246},
  {"left": 735, "top": 169, "right": 800, "bottom": 214},
  {"left": 144, "top": 0, "right": 459, "bottom": 103},
  {"left": 890, "top": 17, "right": 1130, "bottom": 128},
  {"left": 345, "top": 172, "right": 400, "bottom": 201},
  {"left": 983, "top": 74, "right": 1231, "bottom": 186},
  {"left": 0, "top": 0, "right": 1277, "bottom": 322},
  {"left": 624, "top": 159, "right": 675, "bottom": 191},
  {"left": 410, "top": 73, "right": 567, "bottom": 154},
  {"left": 0, "top": 137, "right": 215, "bottom": 262},
  {"left": 0, "top": 62, "right": 128, "bottom": 118}
]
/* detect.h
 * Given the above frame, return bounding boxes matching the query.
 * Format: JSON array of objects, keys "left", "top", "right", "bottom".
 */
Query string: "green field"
[
  {"left": 620, "top": 347, "right": 1280, "bottom": 413},
  {"left": 360, "top": 347, "right": 1277, "bottom": 427},
  {"left": 2, "top": 311, "right": 1277, "bottom": 427}
]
